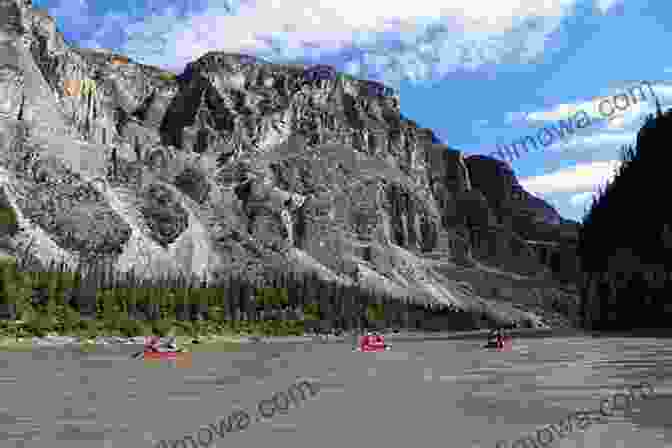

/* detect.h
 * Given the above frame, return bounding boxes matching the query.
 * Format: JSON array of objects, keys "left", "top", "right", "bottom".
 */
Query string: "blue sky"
[{"left": 34, "top": 0, "right": 671, "bottom": 222}]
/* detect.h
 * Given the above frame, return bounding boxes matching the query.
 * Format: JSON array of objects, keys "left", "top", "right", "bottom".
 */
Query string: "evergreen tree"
[{"left": 578, "top": 107, "right": 672, "bottom": 331}]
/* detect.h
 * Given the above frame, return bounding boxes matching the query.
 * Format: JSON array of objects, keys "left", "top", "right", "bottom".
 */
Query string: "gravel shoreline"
[{"left": 0, "top": 326, "right": 585, "bottom": 349}]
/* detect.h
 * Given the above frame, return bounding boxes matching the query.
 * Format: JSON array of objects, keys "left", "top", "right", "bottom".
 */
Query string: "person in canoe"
[
  {"left": 485, "top": 328, "right": 497, "bottom": 348},
  {"left": 485, "top": 328, "right": 503, "bottom": 348},
  {"left": 355, "top": 331, "right": 391, "bottom": 352},
  {"left": 485, "top": 328, "right": 513, "bottom": 349},
  {"left": 132, "top": 336, "right": 181, "bottom": 358},
  {"left": 152, "top": 336, "right": 180, "bottom": 352}
]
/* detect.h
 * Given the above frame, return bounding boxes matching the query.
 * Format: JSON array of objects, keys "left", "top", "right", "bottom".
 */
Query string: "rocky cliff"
[{"left": 0, "top": 0, "right": 580, "bottom": 327}]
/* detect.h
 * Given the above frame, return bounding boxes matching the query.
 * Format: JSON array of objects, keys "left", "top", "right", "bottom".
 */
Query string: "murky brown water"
[{"left": 0, "top": 336, "right": 670, "bottom": 448}]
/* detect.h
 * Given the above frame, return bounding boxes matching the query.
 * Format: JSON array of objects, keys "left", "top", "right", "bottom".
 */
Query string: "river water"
[{"left": 0, "top": 335, "right": 670, "bottom": 448}]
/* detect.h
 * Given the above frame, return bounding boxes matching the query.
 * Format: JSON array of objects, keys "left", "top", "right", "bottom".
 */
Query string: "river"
[{"left": 0, "top": 335, "right": 670, "bottom": 448}]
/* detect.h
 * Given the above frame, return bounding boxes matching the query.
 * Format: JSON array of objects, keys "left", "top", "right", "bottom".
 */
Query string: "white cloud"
[
  {"left": 527, "top": 97, "right": 607, "bottom": 123},
  {"left": 595, "top": 0, "right": 623, "bottom": 14},
  {"left": 546, "top": 130, "right": 636, "bottom": 153},
  {"left": 518, "top": 160, "right": 621, "bottom": 195},
  {"left": 569, "top": 191, "right": 594, "bottom": 207},
  {"left": 102, "top": 0, "right": 582, "bottom": 84},
  {"left": 492, "top": 81, "right": 670, "bottom": 164},
  {"left": 525, "top": 82, "right": 663, "bottom": 129}
]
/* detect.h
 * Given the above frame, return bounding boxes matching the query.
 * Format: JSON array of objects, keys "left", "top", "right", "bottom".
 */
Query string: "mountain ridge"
[{"left": 0, "top": 0, "right": 580, "bottom": 328}]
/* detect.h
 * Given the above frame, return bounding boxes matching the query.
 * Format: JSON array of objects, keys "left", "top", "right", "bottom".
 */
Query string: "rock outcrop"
[{"left": 0, "top": 0, "right": 579, "bottom": 326}]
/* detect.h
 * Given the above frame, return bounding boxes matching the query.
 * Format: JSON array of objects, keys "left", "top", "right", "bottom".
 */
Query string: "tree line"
[
  {"left": 0, "top": 256, "right": 486, "bottom": 338},
  {"left": 578, "top": 102, "right": 672, "bottom": 331}
]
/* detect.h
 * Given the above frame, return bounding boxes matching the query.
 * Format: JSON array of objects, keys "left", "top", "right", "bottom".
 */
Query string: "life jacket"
[
  {"left": 145, "top": 336, "right": 161, "bottom": 351},
  {"left": 497, "top": 334, "right": 513, "bottom": 350}
]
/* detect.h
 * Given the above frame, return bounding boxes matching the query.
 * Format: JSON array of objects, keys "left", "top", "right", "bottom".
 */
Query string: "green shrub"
[
  {"left": 255, "top": 287, "right": 289, "bottom": 307},
  {"left": 262, "top": 320, "right": 282, "bottom": 336},
  {"left": 366, "top": 303, "right": 385, "bottom": 322},
  {"left": 172, "top": 319, "right": 195, "bottom": 338},
  {"left": 207, "top": 304, "right": 226, "bottom": 323},
  {"left": 150, "top": 319, "right": 173, "bottom": 336},
  {"left": 0, "top": 206, "right": 19, "bottom": 236},
  {"left": 158, "top": 71, "right": 177, "bottom": 81},
  {"left": 159, "top": 290, "right": 178, "bottom": 320},
  {"left": 0, "top": 258, "right": 35, "bottom": 321},
  {"left": 58, "top": 305, "right": 82, "bottom": 335},
  {"left": 118, "top": 318, "right": 149, "bottom": 338},
  {"left": 25, "top": 314, "right": 51, "bottom": 337},
  {"left": 96, "top": 289, "right": 128, "bottom": 333},
  {"left": 253, "top": 319, "right": 303, "bottom": 337},
  {"left": 302, "top": 303, "right": 320, "bottom": 319},
  {"left": 79, "top": 319, "right": 100, "bottom": 340},
  {"left": 338, "top": 73, "right": 356, "bottom": 82}
]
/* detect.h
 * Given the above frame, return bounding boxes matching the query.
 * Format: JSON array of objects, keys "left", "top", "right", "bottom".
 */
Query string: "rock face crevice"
[{"left": 0, "top": 0, "right": 579, "bottom": 325}]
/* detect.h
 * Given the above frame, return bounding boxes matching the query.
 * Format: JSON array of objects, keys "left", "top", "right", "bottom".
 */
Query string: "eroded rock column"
[{"left": 0, "top": 64, "right": 24, "bottom": 120}]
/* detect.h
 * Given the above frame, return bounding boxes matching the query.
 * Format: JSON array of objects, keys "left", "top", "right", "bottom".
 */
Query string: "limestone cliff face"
[{"left": 0, "top": 0, "right": 579, "bottom": 325}]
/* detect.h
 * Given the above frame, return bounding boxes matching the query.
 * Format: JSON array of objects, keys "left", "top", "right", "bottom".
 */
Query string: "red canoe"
[
  {"left": 357, "top": 335, "right": 390, "bottom": 352},
  {"left": 143, "top": 352, "right": 191, "bottom": 365},
  {"left": 144, "top": 351, "right": 180, "bottom": 359},
  {"left": 498, "top": 337, "right": 513, "bottom": 350}
]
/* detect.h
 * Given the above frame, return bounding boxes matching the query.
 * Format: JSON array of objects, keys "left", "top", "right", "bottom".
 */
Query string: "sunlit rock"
[{"left": 0, "top": 64, "right": 24, "bottom": 120}]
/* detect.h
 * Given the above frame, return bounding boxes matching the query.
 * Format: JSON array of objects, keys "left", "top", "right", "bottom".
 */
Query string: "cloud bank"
[
  {"left": 41, "top": 0, "right": 618, "bottom": 87},
  {"left": 519, "top": 160, "right": 621, "bottom": 196}
]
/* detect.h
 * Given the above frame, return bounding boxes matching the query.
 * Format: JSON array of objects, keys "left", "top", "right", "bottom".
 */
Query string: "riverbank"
[
  {"left": 585, "top": 328, "right": 672, "bottom": 338},
  {"left": 0, "top": 326, "right": 587, "bottom": 351},
  {"left": 0, "top": 333, "right": 245, "bottom": 351},
  {"left": 246, "top": 326, "right": 586, "bottom": 344}
]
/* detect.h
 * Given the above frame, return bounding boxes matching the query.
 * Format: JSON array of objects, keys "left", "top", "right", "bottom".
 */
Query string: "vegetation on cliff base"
[
  {"left": 157, "top": 71, "right": 177, "bottom": 82},
  {"left": 0, "top": 252, "right": 499, "bottom": 341}
]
